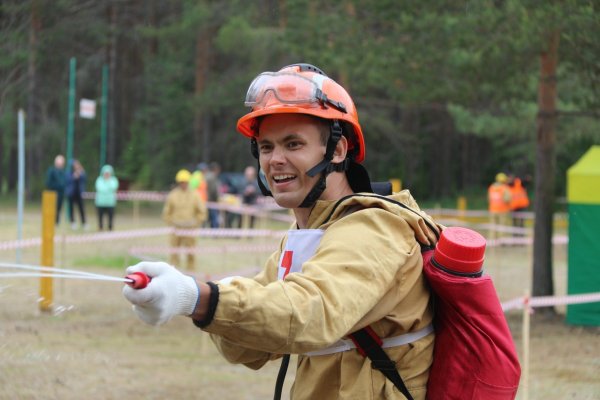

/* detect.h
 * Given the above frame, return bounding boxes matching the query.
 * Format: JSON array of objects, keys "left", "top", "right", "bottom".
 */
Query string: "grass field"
[{"left": 0, "top": 198, "right": 598, "bottom": 400}]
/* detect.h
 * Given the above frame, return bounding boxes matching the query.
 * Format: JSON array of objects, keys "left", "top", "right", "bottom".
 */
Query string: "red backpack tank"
[
  {"left": 350, "top": 226, "right": 521, "bottom": 400},
  {"left": 423, "top": 227, "right": 521, "bottom": 399}
]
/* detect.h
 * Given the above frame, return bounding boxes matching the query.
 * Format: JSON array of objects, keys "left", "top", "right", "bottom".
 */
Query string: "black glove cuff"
[{"left": 192, "top": 281, "right": 219, "bottom": 329}]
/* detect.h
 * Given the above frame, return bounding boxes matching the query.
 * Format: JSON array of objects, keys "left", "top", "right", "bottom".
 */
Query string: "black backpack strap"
[
  {"left": 273, "top": 354, "right": 290, "bottom": 400},
  {"left": 349, "top": 326, "right": 415, "bottom": 400}
]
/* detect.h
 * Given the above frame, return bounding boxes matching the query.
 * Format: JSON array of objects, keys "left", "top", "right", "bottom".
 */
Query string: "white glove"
[{"left": 122, "top": 261, "right": 199, "bottom": 326}]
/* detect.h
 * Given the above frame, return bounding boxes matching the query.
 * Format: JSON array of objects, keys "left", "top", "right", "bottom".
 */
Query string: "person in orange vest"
[
  {"left": 487, "top": 172, "right": 511, "bottom": 240},
  {"left": 508, "top": 175, "right": 530, "bottom": 236},
  {"left": 189, "top": 163, "right": 209, "bottom": 204}
]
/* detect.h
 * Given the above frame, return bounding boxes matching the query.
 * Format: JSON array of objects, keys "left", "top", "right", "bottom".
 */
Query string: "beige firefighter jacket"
[
  {"left": 162, "top": 186, "right": 207, "bottom": 228},
  {"left": 203, "top": 191, "right": 441, "bottom": 399}
]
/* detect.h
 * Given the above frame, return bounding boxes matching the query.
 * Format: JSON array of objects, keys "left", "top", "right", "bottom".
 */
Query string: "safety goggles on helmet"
[{"left": 244, "top": 72, "right": 347, "bottom": 113}]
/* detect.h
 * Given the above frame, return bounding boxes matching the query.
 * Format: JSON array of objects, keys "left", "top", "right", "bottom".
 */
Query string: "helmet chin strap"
[
  {"left": 298, "top": 120, "right": 348, "bottom": 208},
  {"left": 250, "top": 120, "right": 350, "bottom": 208},
  {"left": 250, "top": 138, "right": 273, "bottom": 197}
]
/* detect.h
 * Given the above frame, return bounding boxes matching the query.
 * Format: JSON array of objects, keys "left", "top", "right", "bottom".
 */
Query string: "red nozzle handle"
[{"left": 125, "top": 272, "right": 151, "bottom": 289}]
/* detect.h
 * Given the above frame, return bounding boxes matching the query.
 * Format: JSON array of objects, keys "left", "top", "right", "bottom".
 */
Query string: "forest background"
[
  {"left": 1, "top": 0, "right": 598, "bottom": 199},
  {"left": 0, "top": 0, "right": 599, "bottom": 380},
  {"left": 5, "top": 0, "right": 600, "bottom": 299},
  {"left": 1, "top": 3, "right": 599, "bottom": 396}
]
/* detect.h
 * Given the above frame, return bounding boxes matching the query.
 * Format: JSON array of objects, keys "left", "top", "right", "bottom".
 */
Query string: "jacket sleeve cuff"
[{"left": 192, "top": 281, "right": 219, "bottom": 329}]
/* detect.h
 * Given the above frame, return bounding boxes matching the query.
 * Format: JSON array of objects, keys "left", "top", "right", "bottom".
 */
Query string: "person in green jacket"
[{"left": 95, "top": 165, "right": 119, "bottom": 230}]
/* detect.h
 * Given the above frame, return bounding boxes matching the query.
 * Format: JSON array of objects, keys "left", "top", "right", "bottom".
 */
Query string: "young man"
[{"left": 123, "top": 64, "right": 440, "bottom": 399}]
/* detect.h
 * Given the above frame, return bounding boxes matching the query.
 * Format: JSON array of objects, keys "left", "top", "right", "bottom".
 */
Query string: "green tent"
[{"left": 566, "top": 145, "right": 600, "bottom": 325}]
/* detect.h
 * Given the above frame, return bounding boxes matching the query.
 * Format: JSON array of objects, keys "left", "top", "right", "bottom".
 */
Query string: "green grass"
[{"left": 72, "top": 255, "right": 142, "bottom": 271}]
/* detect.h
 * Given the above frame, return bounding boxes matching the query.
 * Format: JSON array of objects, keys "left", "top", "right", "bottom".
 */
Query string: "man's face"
[
  {"left": 55, "top": 156, "right": 65, "bottom": 169},
  {"left": 257, "top": 114, "right": 326, "bottom": 209}
]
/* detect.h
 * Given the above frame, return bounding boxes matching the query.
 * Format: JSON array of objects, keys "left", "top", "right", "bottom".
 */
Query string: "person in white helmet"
[{"left": 124, "top": 64, "right": 441, "bottom": 400}]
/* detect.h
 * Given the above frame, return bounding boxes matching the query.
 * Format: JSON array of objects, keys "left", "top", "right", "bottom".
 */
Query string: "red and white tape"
[
  {"left": 82, "top": 191, "right": 168, "bottom": 202},
  {"left": 501, "top": 292, "right": 600, "bottom": 311},
  {"left": 487, "top": 234, "right": 568, "bottom": 247},
  {"left": 129, "top": 243, "right": 277, "bottom": 257},
  {"left": 0, "top": 227, "right": 286, "bottom": 251},
  {"left": 0, "top": 237, "right": 42, "bottom": 251}
]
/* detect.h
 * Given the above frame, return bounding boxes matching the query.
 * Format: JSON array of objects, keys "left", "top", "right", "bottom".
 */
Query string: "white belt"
[{"left": 304, "top": 324, "right": 434, "bottom": 357}]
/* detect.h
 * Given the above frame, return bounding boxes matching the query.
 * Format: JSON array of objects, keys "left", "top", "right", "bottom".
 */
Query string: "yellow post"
[
  {"left": 457, "top": 196, "right": 467, "bottom": 220},
  {"left": 390, "top": 178, "right": 402, "bottom": 193},
  {"left": 40, "top": 190, "right": 56, "bottom": 312}
]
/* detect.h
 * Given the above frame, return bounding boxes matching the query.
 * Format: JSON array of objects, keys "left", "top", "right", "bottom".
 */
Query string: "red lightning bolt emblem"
[{"left": 281, "top": 250, "right": 293, "bottom": 279}]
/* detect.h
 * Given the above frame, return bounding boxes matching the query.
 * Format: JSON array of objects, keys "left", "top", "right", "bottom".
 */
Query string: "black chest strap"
[{"left": 348, "top": 326, "right": 414, "bottom": 400}]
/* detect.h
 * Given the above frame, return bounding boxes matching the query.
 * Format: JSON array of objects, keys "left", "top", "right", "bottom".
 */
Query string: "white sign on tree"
[{"left": 79, "top": 99, "right": 96, "bottom": 119}]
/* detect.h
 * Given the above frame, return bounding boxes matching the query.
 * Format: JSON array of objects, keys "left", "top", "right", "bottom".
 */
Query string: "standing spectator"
[
  {"left": 205, "top": 162, "right": 221, "bottom": 228},
  {"left": 508, "top": 175, "right": 530, "bottom": 236},
  {"left": 162, "top": 169, "right": 207, "bottom": 271},
  {"left": 95, "top": 164, "right": 119, "bottom": 231},
  {"left": 487, "top": 172, "right": 511, "bottom": 240},
  {"left": 66, "top": 159, "right": 87, "bottom": 230},
  {"left": 241, "top": 165, "right": 260, "bottom": 228},
  {"left": 45, "top": 154, "right": 67, "bottom": 224}
]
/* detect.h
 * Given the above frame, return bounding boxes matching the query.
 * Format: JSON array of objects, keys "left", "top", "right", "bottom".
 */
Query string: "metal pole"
[
  {"left": 17, "top": 109, "right": 25, "bottom": 263},
  {"left": 100, "top": 64, "right": 108, "bottom": 168},
  {"left": 65, "top": 57, "right": 76, "bottom": 224},
  {"left": 66, "top": 57, "right": 76, "bottom": 165}
]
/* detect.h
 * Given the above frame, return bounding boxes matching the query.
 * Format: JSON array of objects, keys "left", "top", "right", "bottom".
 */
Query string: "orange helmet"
[{"left": 236, "top": 64, "right": 366, "bottom": 163}]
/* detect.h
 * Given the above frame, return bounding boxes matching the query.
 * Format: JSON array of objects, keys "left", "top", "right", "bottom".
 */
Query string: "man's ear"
[{"left": 332, "top": 135, "right": 348, "bottom": 163}]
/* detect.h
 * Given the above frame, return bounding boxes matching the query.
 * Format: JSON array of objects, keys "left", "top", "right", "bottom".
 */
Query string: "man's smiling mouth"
[{"left": 273, "top": 174, "right": 296, "bottom": 183}]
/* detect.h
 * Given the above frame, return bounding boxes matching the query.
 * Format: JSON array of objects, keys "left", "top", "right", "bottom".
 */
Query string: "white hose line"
[{"left": 0, "top": 261, "right": 124, "bottom": 279}]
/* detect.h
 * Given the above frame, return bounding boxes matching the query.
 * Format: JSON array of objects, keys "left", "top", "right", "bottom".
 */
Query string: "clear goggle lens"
[{"left": 244, "top": 72, "right": 319, "bottom": 108}]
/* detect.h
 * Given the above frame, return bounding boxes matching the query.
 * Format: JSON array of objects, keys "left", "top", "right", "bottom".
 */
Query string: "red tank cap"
[{"left": 434, "top": 227, "right": 486, "bottom": 274}]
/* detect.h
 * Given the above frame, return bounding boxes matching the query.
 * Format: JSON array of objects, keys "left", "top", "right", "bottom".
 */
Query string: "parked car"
[{"left": 219, "top": 172, "right": 246, "bottom": 195}]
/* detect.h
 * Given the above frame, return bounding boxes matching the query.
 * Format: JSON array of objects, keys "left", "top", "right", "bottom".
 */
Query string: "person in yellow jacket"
[
  {"left": 487, "top": 172, "right": 512, "bottom": 240},
  {"left": 162, "top": 169, "right": 207, "bottom": 270},
  {"left": 124, "top": 64, "right": 441, "bottom": 399}
]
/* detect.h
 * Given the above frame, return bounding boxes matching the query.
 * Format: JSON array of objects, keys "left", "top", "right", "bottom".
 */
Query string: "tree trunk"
[
  {"left": 194, "top": 24, "right": 213, "bottom": 163},
  {"left": 429, "top": 106, "right": 455, "bottom": 198},
  {"left": 278, "top": 0, "right": 287, "bottom": 29},
  {"left": 27, "top": 0, "right": 42, "bottom": 193},
  {"left": 532, "top": 30, "right": 559, "bottom": 313},
  {"left": 107, "top": 3, "right": 118, "bottom": 166},
  {"left": 0, "top": 126, "right": 3, "bottom": 192},
  {"left": 8, "top": 143, "right": 17, "bottom": 191},
  {"left": 113, "top": 0, "right": 143, "bottom": 167}
]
